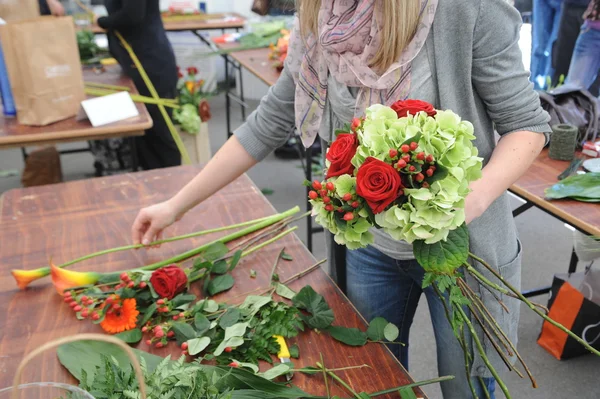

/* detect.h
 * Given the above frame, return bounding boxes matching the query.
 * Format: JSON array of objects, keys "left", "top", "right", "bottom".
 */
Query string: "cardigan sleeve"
[
  {"left": 233, "top": 66, "right": 297, "bottom": 161},
  {"left": 471, "top": 0, "right": 551, "bottom": 136}
]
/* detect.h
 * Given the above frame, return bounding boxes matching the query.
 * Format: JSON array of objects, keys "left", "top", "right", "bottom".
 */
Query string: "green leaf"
[
  {"left": 232, "top": 359, "right": 260, "bottom": 374},
  {"left": 224, "top": 322, "right": 249, "bottom": 340},
  {"left": 366, "top": 317, "right": 388, "bottom": 341},
  {"left": 114, "top": 328, "right": 142, "bottom": 344},
  {"left": 357, "top": 393, "right": 372, "bottom": 399},
  {"left": 193, "top": 259, "right": 212, "bottom": 270},
  {"left": 171, "top": 293, "right": 196, "bottom": 308},
  {"left": 298, "top": 366, "right": 320, "bottom": 375},
  {"left": 211, "top": 260, "right": 229, "bottom": 275},
  {"left": 229, "top": 250, "right": 243, "bottom": 271},
  {"left": 261, "top": 188, "right": 274, "bottom": 196},
  {"left": 425, "top": 163, "right": 449, "bottom": 184},
  {"left": 208, "top": 274, "right": 235, "bottom": 296},
  {"left": 139, "top": 302, "right": 157, "bottom": 327},
  {"left": 398, "top": 386, "right": 418, "bottom": 399},
  {"left": 187, "top": 337, "right": 211, "bottom": 355},
  {"left": 326, "top": 326, "right": 368, "bottom": 346},
  {"left": 204, "top": 242, "right": 230, "bottom": 261},
  {"left": 545, "top": 172, "right": 600, "bottom": 201},
  {"left": 275, "top": 283, "right": 296, "bottom": 300},
  {"left": 219, "top": 308, "right": 241, "bottom": 328},
  {"left": 292, "top": 286, "right": 334, "bottom": 330},
  {"left": 260, "top": 363, "right": 293, "bottom": 380},
  {"left": 194, "top": 313, "right": 211, "bottom": 335},
  {"left": 203, "top": 274, "right": 212, "bottom": 295},
  {"left": 413, "top": 224, "right": 469, "bottom": 274},
  {"left": 289, "top": 344, "right": 299, "bottom": 359},
  {"left": 214, "top": 336, "right": 245, "bottom": 356},
  {"left": 421, "top": 272, "right": 436, "bottom": 289},
  {"left": 239, "top": 295, "right": 272, "bottom": 316},
  {"left": 281, "top": 252, "right": 293, "bottom": 261},
  {"left": 384, "top": 323, "right": 400, "bottom": 342},
  {"left": 171, "top": 322, "right": 197, "bottom": 342}
]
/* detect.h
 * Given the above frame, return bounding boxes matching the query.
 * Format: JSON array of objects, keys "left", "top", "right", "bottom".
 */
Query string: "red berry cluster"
[
  {"left": 64, "top": 290, "right": 100, "bottom": 320},
  {"left": 308, "top": 180, "right": 360, "bottom": 221},
  {"left": 388, "top": 141, "right": 437, "bottom": 189},
  {"left": 114, "top": 272, "right": 147, "bottom": 290}
]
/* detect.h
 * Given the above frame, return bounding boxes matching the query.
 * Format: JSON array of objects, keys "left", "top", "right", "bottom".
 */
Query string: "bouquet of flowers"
[
  {"left": 307, "top": 100, "right": 600, "bottom": 398},
  {"left": 268, "top": 29, "right": 290, "bottom": 71},
  {"left": 173, "top": 66, "right": 212, "bottom": 134}
]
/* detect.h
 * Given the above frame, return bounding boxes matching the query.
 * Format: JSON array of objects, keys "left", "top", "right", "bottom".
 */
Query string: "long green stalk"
[
  {"left": 98, "top": 207, "right": 300, "bottom": 283},
  {"left": 84, "top": 81, "right": 131, "bottom": 91},
  {"left": 85, "top": 87, "right": 180, "bottom": 108},
  {"left": 468, "top": 252, "right": 600, "bottom": 357},
  {"left": 365, "top": 376, "right": 455, "bottom": 397},
  {"left": 115, "top": 31, "right": 191, "bottom": 164}
]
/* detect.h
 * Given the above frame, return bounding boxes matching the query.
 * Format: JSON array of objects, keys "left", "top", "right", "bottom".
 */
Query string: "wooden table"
[
  {"left": 0, "top": 166, "right": 427, "bottom": 398},
  {"left": 227, "top": 47, "right": 281, "bottom": 87},
  {"left": 509, "top": 149, "right": 600, "bottom": 296},
  {"left": 90, "top": 12, "right": 246, "bottom": 34},
  {"left": 0, "top": 67, "right": 152, "bottom": 150}
]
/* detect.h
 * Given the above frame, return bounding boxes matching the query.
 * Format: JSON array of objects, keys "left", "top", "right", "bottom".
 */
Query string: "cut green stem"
[
  {"left": 316, "top": 362, "right": 360, "bottom": 398},
  {"left": 366, "top": 376, "right": 455, "bottom": 397}
]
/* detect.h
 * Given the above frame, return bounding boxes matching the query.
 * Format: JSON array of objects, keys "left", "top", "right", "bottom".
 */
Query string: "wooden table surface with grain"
[
  {"left": 215, "top": 43, "right": 281, "bottom": 87},
  {"left": 90, "top": 12, "right": 246, "bottom": 34},
  {"left": 509, "top": 149, "right": 600, "bottom": 236},
  {"left": 0, "top": 67, "right": 152, "bottom": 150},
  {"left": 0, "top": 166, "right": 427, "bottom": 398}
]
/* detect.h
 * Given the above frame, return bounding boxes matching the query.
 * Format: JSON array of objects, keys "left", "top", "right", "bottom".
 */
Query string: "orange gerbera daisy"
[{"left": 100, "top": 298, "right": 139, "bottom": 334}]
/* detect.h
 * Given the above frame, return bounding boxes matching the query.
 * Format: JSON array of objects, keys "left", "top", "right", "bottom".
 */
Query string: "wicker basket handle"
[{"left": 12, "top": 333, "right": 147, "bottom": 399}]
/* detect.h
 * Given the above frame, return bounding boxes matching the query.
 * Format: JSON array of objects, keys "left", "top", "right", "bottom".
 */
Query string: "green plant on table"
[{"left": 173, "top": 66, "right": 213, "bottom": 134}]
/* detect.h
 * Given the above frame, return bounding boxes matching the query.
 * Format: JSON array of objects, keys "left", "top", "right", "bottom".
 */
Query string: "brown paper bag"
[
  {"left": 21, "top": 146, "right": 63, "bottom": 187},
  {"left": 0, "top": 16, "right": 85, "bottom": 126},
  {"left": 0, "top": 0, "right": 40, "bottom": 22}
]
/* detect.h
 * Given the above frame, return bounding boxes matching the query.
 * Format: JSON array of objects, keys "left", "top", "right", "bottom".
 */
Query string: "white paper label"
[{"left": 77, "top": 91, "right": 139, "bottom": 127}]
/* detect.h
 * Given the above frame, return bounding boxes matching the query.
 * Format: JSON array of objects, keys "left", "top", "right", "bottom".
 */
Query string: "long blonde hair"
[{"left": 298, "top": 0, "right": 422, "bottom": 72}]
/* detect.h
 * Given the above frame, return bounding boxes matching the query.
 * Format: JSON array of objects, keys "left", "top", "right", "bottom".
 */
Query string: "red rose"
[
  {"left": 326, "top": 133, "right": 358, "bottom": 178},
  {"left": 149, "top": 265, "right": 187, "bottom": 299},
  {"left": 391, "top": 100, "right": 437, "bottom": 118},
  {"left": 198, "top": 100, "right": 211, "bottom": 122},
  {"left": 187, "top": 66, "right": 198, "bottom": 75},
  {"left": 356, "top": 157, "right": 402, "bottom": 214}
]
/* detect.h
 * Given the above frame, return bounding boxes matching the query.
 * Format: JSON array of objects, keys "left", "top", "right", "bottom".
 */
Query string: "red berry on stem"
[
  {"left": 146, "top": 340, "right": 152, "bottom": 346},
  {"left": 422, "top": 182, "right": 430, "bottom": 188},
  {"left": 416, "top": 152, "right": 425, "bottom": 161},
  {"left": 426, "top": 154, "right": 434, "bottom": 163},
  {"left": 112, "top": 303, "right": 121, "bottom": 311},
  {"left": 319, "top": 189, "right": 328, "bottom": 197},
  {"left": 389, "top": 148, "right": 398, "bottom": 158},
  {"left": 224, "top": 347, "right": 233, "bottom": 353},
  {"left": 409, "top": 165, "right": 416, "bottom": 172},
  {"left": 64, "top": 291, "right": 72, "bottom": 297},
  {"left": 312, "top": 180, "right": 322, "bottom": 190},
  {"left": 70, "top": 301, "right": 78, "bottom": 308},
  {"left": 92, "top": 312, "right": 100, "bottom": 321},
  {"left": 161, "top": 306, "right": 169, "bottom": 313},
  {"left": 415, "top": 173, "right": 425, "bottom": 182},
  {"left": 426, "top": 168, "right": 434, "bottom": 177},
  {"left": 155, "top": 342, "right": 164, "bottom": 349},
  {"left": 120, "top": 272, "right": 129, "bottom": 282},
  {"left": 81, "top": 310, "right": 89, "bottom": 318},
  {"left": 127, "top": 281, "right": 135, "bottom": 288},
  {"left": 74, "top": 305, "right": 82, "bottom": 312},
  {"left": 402, "top": 155, "right": 411, "bottom": 163},
  {"left": 167, "top": 331, "right": 175, "bottom": 338},
  {"left": 396, "top": 159, "right": 407, "bottom": 169},
  {"left": 343, "top": 193, "right": 352, "bottom": 201},
  {"left": 343, "top": 212, "right": 354, "bottom": 221},
  {"left": 325, "top": 204, "right": 334, "bottom": 212},
  {"left": 64, "top": 297, "right": 73, "bottom": 303},
  {"left": 142, "top": 326, "right": 148, "bottom": 332},
  {"left": 179, "top": 312, "right": 185, "bottom": 318},
  {"left": 309, "top": 191, "right": 318, "bottom": 200},
  {"left": 105, "top": 297, "right": 114, "bottom": 304},
  {"left": 398, "top": 189, "right": 405, "bottom": 196},
  {"left": 181, "top": 342, "right": 188, "bottom": 350},
  {"left": 182, "top": 350, "right": 189, "bottom": 356},
  {"left": 430, "top": 166, "right": 436, "bottom": 172},
  {"left": 323, "top": 196, "right": 331, "bottom": 204},
  {"left": 139, "top": 281, "right": 147, "bottom": 289},
  {"left": 173, "top": 315, "right": 179, "bottom": 321},
  {"left": 351, "top": 201, "right": 359, "bottom": 208},
  {"left": 81, "top": 295, "right": 88, "bottom": 302},
  {"left": 351, "top": 117, "right": 361, "bottom": 131},
  {"left": 229, "top": 362, "right": 239, "bottom": 368},
  {"left": 157, "top": 299, "right": 165, "bottom": 305},
  {"left": 401, "top": 144, "right": 410, "bottom": 153},
  {"left": 326, "top": 182, "right": 335, "bottom": 191},
  {"left": 410, "top": 142, "right": 418, "bottom": 151}
]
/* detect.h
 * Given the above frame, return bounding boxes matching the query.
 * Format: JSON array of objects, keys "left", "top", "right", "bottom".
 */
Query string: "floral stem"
[
  {"left": 366, "top": 376, "right": 455, "bottom": 397},
  {"left": 316, "top": 362, "right": 360, "bottom": 398},
  {"left": 455, "top": 304, "right": 512, "bottom": 399},
  {"left": 294, "top": 365, "right": 370, "bottom": 374},
  {"left": 84, "top": 81, "right": 131, "bottom": 91},
  {"left": 115, "top": 31, "right": 191, "bottom": 164},
  {"left": 242, "top": 228, "right": 297, "bottom": 258},
  {"left": 469, "top": 251, "right": 600, "bottom": 358},
  {"left": 319, "top": 354, "right": 331, "bottom": 399}
]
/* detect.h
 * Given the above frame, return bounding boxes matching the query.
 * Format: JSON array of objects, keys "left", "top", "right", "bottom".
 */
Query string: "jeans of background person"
[
  {"left": 531, "top": 0, "right": 564, "bottom": 89},
  {"left": 346, "top": 245, "right": 497, "bottom": 399},
  {"left": 565, "top": 22, "right": 600, "bottom": 93}
]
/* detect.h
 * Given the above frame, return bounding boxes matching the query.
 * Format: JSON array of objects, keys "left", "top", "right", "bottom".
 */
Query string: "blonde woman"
[{"left": 132, "top": 1, "right": 550, "bottom": 397}]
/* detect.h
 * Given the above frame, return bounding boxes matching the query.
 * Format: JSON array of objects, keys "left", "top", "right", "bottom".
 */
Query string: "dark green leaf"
[
  {"left": 139, "top": 302, "right": 157, "bottom": 326},
  {"left": 366, "top": 317, "right": 388, "bottom": 341},
  {"left": 208, "top": 274, "right": 235, "bottom": 296},
  {"left": 203, "top": 274, "right": 211, "bottom": 296},
  {"left": 211, "top": 260, "right": 229, "bottom": 274},
  {"left": 326, "top": 326, "right": 367, "bottom": 346},
  {"left": 357, "top": 393, "right": 371, "bottom": 399},
  {"left": 292, "top": 286, "right": 334, "bottom": 330},
  {"left": 219, "top": 308, "right": 241, "bottom": 328},
  {"left": 204, "top": 242, "right": 229, "bottom": 261},
  {"left": 171, "top": 293, "right": 196, "bottom": 308},
  {"left": 401, "top": 132, "right": 422, "bottom": 146},
  {"left": 334, "top": 129, "right": 349, "bottom": 136},
  {"left": 261, "top": 188, "right": 275, "bottom": 196},
  {"left": 425, "top": 163, "right": 448, "bottom": 184},
  {"left": 229, "top": 250, "right": 243, "bottom": 271},
  {"left": 545, "top": 172, "right": 600, "bottom": 202},
  {"left": 281, "top": 252, "right": 293, "bottom": 261},
  {"left": 421, "top": 272, "right": 436, "bottom": 289},
  {"left": 194, "top": 313, "right": 211, "bottom": 335},
  {"left": 413, "top": 224, "right": 469, "bottom": 274},
  {"left": 114, "top": 328, "right": 142, "bottom": 343},
  {"left": 289, "top": 344, "right": 299, "bottom": 359},
  {"left": 193, "top": 258, "right": 212, "bottom": 270},
  {"left": 171, "top": 321, "right": 197, "bottom": 342},
  {"left": 118, "top": 287, "right": 136, "bottom": 299},
  {"left": 398, "top": 387, "right": 418, "bottom": 399}
]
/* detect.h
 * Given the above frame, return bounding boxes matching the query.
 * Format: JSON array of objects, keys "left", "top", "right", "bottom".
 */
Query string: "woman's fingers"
[{"left": 132, "top": 211, "right": 150, "bottom": 245}]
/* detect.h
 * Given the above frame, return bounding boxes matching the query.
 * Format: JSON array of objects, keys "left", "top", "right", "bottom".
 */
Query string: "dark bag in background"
[
  {"left": 251, "top": 0, "right": 271, "bottom": 16},
  {"left": 538, "top": 269, "right": 600, "bottom": 360},
  {"left": 538, "top": 87, "right": 599, "bottom": 147}
]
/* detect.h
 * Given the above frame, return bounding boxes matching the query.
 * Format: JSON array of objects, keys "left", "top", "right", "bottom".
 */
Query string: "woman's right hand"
[{"left": 132, "top": 201, "right": 181, "bottom": 246}]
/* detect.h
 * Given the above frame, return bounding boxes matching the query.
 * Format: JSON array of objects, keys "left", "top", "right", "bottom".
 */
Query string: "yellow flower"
[
  {"left": 50, "top": 262, "right": 100, "bottom": 296},
  {"left": 11, "top": 267, "right": 50, "bottom": 290},
  {"left": 185, "top": 80, "right": 195, "bottom": 94}
]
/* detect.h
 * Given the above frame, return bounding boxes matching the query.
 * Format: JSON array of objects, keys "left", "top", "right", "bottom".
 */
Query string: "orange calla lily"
[
  {"left": 50, "top": 262, "right": 100, "bottom": 295},
  {"left": 11, "top": 267, "right": 51, "bottom": 290}
]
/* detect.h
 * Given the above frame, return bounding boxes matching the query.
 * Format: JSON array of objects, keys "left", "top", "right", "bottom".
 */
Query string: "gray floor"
[{"left": 1, "top": 95, "right": 599, "bottom": 399}]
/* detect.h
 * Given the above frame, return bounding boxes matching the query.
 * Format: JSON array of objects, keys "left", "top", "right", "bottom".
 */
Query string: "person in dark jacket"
[{"left": 94, "top": 0, "right": 181, "bottom": 170}]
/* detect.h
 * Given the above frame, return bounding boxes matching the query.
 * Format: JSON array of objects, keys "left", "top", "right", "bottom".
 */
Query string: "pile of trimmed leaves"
[{"left": 545, "top": 172, "right": 600, "bottom": 202}]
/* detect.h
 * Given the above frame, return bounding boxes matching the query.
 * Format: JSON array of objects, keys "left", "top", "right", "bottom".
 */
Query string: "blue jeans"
[
  {"left": 346, "top": 245, "right": 496, "bottom": 399},
  {"left": 531, "top": 0, "right": 563, "bottom": 89},
  {"left": 565, "top": 22, "right": 600, "bottom": 92}
]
